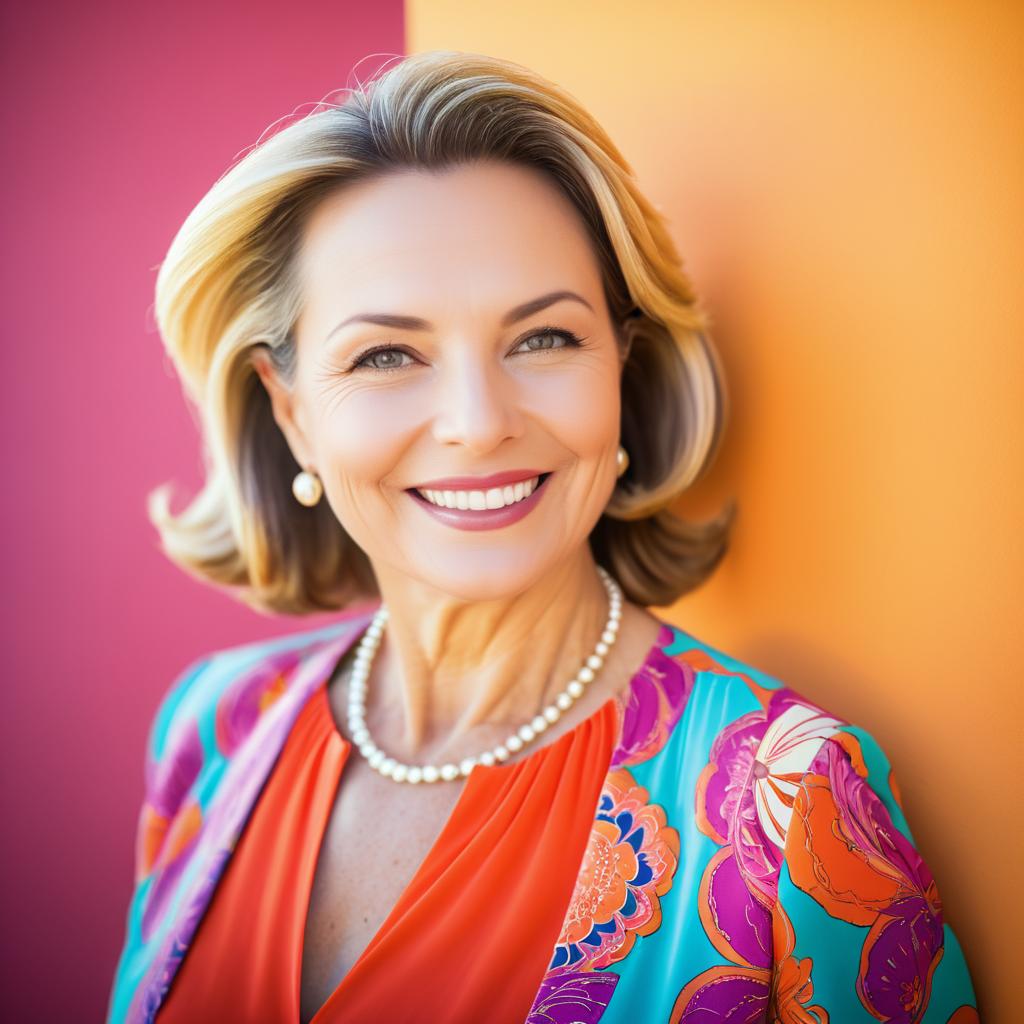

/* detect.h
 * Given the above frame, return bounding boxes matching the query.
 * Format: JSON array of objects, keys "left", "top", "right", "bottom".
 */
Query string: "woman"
[{"left": 108, "top": 51, "right": 979, "bottom": 1024}]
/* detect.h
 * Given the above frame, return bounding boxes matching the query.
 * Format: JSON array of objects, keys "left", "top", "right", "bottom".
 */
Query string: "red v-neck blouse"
[{"left": 157, "top": 675, "right": 621, "bottom": 1023}]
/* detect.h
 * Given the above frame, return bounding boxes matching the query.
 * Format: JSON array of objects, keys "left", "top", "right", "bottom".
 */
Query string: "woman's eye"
[
  {"left": 514, "top": 329, "right": 583, "bottom": 354},
  {"left": 352, "top": 347, "right": 415, "bottom": 372}
]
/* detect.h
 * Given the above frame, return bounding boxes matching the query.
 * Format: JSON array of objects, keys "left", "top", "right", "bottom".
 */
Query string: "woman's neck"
[{"left": 347, "top": 554, "right": 647, "bottom": 761}]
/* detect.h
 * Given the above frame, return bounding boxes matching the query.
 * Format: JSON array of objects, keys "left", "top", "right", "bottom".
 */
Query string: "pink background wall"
[{"left": 1, "top": 3, "right": 404, "bottom": 1018}]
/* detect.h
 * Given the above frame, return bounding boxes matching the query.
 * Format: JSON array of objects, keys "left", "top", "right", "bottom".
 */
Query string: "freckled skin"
[{"left": 251, "top": 160, "right": 664, "bottom": 1020}]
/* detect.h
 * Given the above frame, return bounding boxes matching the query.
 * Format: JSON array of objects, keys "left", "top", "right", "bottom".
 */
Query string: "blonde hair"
[{"left": 149, "top": 50, "right": 736, "bottom": 615}]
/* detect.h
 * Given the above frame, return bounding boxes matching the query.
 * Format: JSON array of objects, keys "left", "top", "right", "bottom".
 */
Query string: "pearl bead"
[
  {"left": 531, "top": 714, "right": 548, "bottom": 733},
  {"left": 567, "top": 680, "right": 584, "bottom": 698},
  {"left": 459, "top": 757, "right": 476, "bottom": 777},
  {"left": 578, "top": 667, "right": 595, "bottom": 683},
  {"left": 596, "top": 641, "right": 609, "bottom": 656},
  {"left": 478, "top": 750, "right": 496, "bottom": 766},
  {"left": 368, "top": 750, "right": 385, "bottom": 769},
  {"left": 601, "top": 630, "right": 615, "bottom": 645},
  {"left": 406, "top": 766, "right": 423, "bottom": 784},
  {"left": 543, "top": 705, "right": 561, "bottom": 723},
  {"left": 352, "top": 727, "right": 369, "bottom": 745},
  {"left": 587, "top": 655, "right": 603, "bottom": 671},
  {"left": 392, "top": 764, "right": 408, "bottom": 782},
  {"left": 440, "top": 763, "right": 460, "bottom": 781},
  {"left": 518, "top": 724, "right": 536, "bottom": 743},
  {"left": 506, "top": 735, "right": 524, "bottom": 753},
  {"left": 556, "top": 693, "right": 573, "bottom": 711},
  {"left": 422, "top": 765, "right": 440, "bottom": 783},
  {"left": 494, "top": 745, "right": 510, "bottom": 762},
  {"left": 358, "top": 740, "right": 376, "bottom": 758},
  {"left": 379, "top": 757, "right": 396, "bottom": 776}
]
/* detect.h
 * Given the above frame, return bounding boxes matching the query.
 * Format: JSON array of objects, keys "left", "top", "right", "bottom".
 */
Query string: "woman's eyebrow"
[{"left": 323, "top": 289, "right": 594, "bottom": 345}]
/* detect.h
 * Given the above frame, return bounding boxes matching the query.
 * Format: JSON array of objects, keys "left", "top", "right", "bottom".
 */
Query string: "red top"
[{"left": 157, "top": 678, "right": 619, "bottom": 1022}]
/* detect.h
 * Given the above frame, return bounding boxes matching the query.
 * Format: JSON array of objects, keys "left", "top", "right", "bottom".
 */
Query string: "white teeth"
[{"left": 418, "top": 476, "right": 541, "bottom": 510}]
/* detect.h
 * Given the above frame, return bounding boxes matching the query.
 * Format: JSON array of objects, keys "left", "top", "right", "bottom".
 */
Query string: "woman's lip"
[
  {"left": 406, "top": 473, "right": 553, "bottom": 532},
  {"left": 411, "top": 468, "right": 548, "bottom": 490}
]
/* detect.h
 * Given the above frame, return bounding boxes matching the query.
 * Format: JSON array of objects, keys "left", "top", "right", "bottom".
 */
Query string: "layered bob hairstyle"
[{"left": 149, "top": 50, "right": 736, "bottom": 615}]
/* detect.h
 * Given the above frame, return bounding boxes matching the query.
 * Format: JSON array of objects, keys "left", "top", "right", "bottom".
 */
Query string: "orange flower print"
[
  {"left": 547, "top": 767, "right": 680, "bottom": 974},
  {"left": 783, "top": 735, "right": 948, "bottom": 1023}
]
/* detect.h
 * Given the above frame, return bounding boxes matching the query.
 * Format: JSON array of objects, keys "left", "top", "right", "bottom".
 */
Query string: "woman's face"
[{"left": 264, "top": 159, "right": 628, "bottom": 601}]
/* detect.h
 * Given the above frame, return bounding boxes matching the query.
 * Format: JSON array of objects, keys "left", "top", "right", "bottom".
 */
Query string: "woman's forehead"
[{"left": 295, "top": 162, "right": 605, "bottom": 307}]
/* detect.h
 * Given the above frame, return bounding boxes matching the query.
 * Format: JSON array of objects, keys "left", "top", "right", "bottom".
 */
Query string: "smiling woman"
[{"left": 108, "top": 50, "right": 978, "bottom": 1024}]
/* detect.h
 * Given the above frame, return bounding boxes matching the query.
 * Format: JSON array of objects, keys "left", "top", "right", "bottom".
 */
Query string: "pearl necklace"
[{"left": 344, "top": 566, "right": 624, "bottom": 783}]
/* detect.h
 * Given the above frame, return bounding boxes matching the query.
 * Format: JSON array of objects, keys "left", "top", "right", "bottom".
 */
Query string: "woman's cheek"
[
  {"left": 534, "top": 366, "right": 620, "bottom": 457},
  {"left": 316, "top": 385, "right": 420, "bottom": 480}
]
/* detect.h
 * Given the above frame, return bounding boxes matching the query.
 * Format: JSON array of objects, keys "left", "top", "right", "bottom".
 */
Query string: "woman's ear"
[{"left": 250, "top": 347, "right": 314, "bottom": 471}]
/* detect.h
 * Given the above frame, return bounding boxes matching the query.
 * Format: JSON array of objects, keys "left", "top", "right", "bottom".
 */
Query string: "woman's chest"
[{"left": 298, "top": 762, "right": 467, "bottom": 1023}]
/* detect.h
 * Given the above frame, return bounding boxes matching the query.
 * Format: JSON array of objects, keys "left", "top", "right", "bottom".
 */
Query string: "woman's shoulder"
[
  {"left": 650, "top": 618, "right": 911, "bottom": 840},
  {"left": 149, "top": 610, "right": 362, "bottom": 749},
  {"left": 644, "top": 621, "right": 979, "bottom": 1018},
  {"left": 139, "top": 606, "right": 375, "bottom": 827}
]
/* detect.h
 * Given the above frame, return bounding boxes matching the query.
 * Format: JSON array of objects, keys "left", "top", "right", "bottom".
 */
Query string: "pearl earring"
[
  {"left": 616, "top": 445, "right": 629, "bottom": 477},
  {"left": 292, "top": 469, "right": 323, "bottom": 507}
]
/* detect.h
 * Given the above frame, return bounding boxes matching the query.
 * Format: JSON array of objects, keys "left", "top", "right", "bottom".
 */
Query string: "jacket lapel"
[{"left": 126, "top": 611, "right": 372, "bottom": 1024}]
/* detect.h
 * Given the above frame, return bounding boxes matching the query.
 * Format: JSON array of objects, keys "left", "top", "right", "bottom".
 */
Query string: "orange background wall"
[{"left": 407, "top": 1, "right": 1022, "bottom": 1015}]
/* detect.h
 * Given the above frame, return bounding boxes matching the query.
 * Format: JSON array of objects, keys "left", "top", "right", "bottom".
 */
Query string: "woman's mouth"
[{"left": 405, "top": 472, "right": 553, "bottom": 532}]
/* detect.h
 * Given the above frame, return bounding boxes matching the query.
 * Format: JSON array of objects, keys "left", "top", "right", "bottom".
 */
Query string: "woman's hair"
[{"left": 149, "top": 49, "right": 736, "bottom": 615}]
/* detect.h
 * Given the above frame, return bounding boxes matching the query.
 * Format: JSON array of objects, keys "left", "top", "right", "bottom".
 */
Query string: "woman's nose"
[{"left": 430, "top": 357, "right": 525, "bottom": 453}]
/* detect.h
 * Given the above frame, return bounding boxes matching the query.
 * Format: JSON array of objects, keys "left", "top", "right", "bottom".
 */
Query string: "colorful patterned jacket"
[{"left": 107, "top": 604, "right": 980, "bottom": 1023}]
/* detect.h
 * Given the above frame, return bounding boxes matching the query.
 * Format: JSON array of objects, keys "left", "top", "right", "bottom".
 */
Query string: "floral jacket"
[{"left": 108, "top": 604, "right": 980, "bottom": 1023}]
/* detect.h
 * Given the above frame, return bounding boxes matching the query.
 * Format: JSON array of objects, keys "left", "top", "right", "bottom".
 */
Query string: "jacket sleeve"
[
  {"left": 131, "top": 654, "right": 214, "bottom": 885},
  {"left": 107, "top": 654, "right": 215, "bottom": 1023},
  {"left": 769, "top": 725, "right": 980, "bottom": 1022}
]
